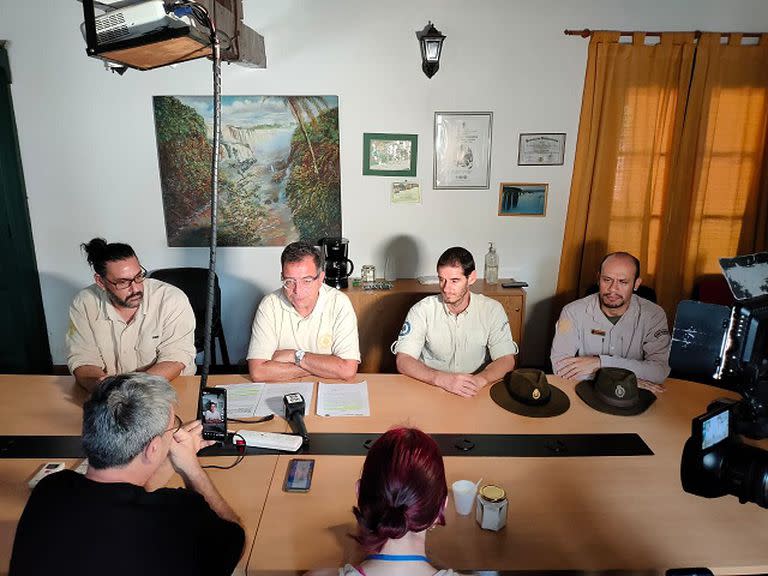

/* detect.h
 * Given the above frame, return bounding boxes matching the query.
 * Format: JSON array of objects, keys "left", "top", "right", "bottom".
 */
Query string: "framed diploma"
[
  {"left": 433, "top": 112, "right": 493, "bottom": 189},
  {"left": 517, "top": 133, "right": 566, "bottom": 166}
]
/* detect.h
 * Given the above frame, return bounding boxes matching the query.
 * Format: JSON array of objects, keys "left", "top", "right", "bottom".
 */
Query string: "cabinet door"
[{"left": 489, "top": 295, "right": 524, "bottom": 347}]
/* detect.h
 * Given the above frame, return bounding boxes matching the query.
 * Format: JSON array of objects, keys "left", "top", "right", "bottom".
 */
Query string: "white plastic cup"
[{"left": 452, "top": 479, "right": 478, "bottom": 516}]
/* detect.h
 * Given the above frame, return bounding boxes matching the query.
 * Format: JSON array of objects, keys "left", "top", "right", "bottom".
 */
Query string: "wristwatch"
[{"left": 294, "top": 349, "right": 306, "bottom": 366}]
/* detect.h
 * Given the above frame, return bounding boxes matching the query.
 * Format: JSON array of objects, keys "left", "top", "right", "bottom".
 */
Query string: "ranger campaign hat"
[
  {"left": 575, "top": 367, "right": 656, "bottom": 416},
  {"left": 490, "top": 369, "right": 570, "bottom": 418}
]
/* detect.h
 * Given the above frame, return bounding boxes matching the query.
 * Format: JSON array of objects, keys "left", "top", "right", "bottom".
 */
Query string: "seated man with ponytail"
[
  {"left": 334, "top": 427, "right": 460, "bottom": 576},
  {"left": 66, "top": 238, "right": 196, "bottom": 392}
]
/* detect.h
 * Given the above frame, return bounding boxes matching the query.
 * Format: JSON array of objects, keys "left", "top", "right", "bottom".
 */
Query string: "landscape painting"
[
  {"left": 152, "top": 95, "right": 341, "bottom": 246},
  {"left": 498, "top": 183, "right": 548, "bottom": 217}
]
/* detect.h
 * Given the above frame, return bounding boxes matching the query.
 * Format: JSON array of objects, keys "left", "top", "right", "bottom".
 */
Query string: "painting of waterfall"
[
  {"left": 497, "top": 183, "right": 548, "bottom": 217},
  {"left": 152, "top": 95, "right": 341, "bottom": 246}
]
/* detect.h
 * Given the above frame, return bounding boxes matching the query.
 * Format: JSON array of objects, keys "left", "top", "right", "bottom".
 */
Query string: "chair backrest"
[
  {"left": 692, "top": 274, "right": 735, "bottom": 306},
  {"left": 149, "top": 267, "right": 222, "bottom": 353}
]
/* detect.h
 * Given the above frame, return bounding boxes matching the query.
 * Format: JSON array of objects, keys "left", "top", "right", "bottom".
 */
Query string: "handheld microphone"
[{"left": 283, "top": 393, "right": 309, "bottom": 445}]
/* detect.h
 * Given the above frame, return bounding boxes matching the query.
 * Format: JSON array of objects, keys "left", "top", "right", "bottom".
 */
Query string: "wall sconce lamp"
[{"left": 416, "top": 21, "right": 445, "bottom": 79}]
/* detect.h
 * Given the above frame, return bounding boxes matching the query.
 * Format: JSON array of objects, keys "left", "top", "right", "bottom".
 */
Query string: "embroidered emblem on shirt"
[
  {"left": 615, "top": 384, "right": 626, "bottom": 398},
  {"left": 319, "top": 333, "right": 333, "bottom": 349},
  {"left": 653, "top": 328, "right": 669, "bottom": 338},
  {"left": 591, "top": 329, "right": 606, "bottom": 336},
  {"left": 557, "top": 318, "right": 573, "bottom": 333},
  {"left": 532, "top": 388, "right": 541, "bottom": 400},
  {"left": 399, "top": 321, "right": 411, "bottom": 336}
]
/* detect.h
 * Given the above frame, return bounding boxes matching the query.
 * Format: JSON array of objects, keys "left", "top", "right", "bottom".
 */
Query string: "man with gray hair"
[
  {"left": 247, "top": 241, "right": 360, "bottom": 382},
  {"left": 10, "top": 373, "right": 244, "bottom": 576}
]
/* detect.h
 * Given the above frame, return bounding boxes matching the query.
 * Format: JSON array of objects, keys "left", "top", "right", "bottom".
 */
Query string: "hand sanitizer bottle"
[{"left": 484, "top": 242, "right": 498, "bottom": 285}]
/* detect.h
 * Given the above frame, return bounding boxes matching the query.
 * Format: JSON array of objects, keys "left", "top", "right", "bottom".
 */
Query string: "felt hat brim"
[{"left": 490, "top": 377, "right": 570, "bottom": 418}]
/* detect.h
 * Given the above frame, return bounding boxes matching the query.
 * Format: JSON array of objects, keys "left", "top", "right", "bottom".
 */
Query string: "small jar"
[
  {"left": 361, "top": 265, "right": 376, "bottom": 283},
  {"left": 475, "top": 484, "right": 508, "bottom": 531}
]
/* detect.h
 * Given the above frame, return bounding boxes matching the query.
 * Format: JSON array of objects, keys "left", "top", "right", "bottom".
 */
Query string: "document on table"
[
  {"left": 218, "top": 382, "right": 314, "bottom": 417},
  {"left": 316, "top": 381, "right": 370, "bottom": 417}
]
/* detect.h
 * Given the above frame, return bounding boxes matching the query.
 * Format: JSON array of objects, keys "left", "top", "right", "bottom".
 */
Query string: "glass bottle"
[{"left": 484, "top": 242, "right": 498, "bottom": 285}]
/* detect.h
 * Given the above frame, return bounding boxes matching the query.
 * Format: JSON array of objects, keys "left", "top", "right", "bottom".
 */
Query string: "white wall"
[{"left": 2, "top": 0, "right": 767, "bottom": 367}]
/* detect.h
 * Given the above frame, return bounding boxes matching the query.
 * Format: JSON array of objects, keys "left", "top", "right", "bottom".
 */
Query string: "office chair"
[
  {"left": 584, "top": 283, "right": 658, "bottom": 303},
  {"left": 691, "top": 274, "right": 735, "bottom": 306},
  {"left": 149, "top": 267, "right": 231, "bottom": 368}
]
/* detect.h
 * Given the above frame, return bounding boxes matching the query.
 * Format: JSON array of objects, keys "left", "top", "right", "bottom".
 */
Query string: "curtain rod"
[{"left": 564, "top": 29, "right": 763, "bottom": 38}]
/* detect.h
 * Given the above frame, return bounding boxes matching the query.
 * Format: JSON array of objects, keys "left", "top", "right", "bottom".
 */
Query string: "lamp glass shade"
[{"left": 425, "top": 39, "right": 441, "bottom": 61}]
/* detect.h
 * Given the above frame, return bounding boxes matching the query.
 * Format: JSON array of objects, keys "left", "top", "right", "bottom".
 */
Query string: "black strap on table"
[{"left": 0, "top": 432, "right": 652, "bottom": 459}]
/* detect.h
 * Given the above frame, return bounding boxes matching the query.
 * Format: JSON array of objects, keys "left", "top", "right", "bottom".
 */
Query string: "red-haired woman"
[{"left": 340, "top": 427, "right": 459, "bottom": 576}]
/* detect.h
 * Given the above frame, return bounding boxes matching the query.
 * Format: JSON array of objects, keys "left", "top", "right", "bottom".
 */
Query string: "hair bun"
[
  {"left": 379, "top": 504, "right": 408, "bottom": 535},
  {"left": 82, "top": 237, "right": 108, "bottom": 266}
]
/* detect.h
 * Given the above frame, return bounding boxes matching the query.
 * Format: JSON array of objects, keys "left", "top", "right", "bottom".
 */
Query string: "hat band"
[{"left": 595, "top": 385, "right": 637, "bottom": 409}]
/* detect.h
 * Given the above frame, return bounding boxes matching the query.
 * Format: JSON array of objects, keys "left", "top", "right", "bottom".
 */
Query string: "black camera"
[{"left": 671, "top": 252, "right": 768, "bottom": 508}]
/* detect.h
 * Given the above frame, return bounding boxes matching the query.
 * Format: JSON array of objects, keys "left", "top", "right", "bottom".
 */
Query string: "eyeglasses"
[
  {"left": 164, "top": 414, "right": 183, "bottom": 436},
  {"left": 281, "top": 273, "right": 320, "bottom": 290},
  {"left": 102, "top": 266, "right": 147, "bottom": 290}
]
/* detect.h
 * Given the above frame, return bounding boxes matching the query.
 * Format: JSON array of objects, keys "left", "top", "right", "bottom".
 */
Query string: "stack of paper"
[
  {"left": 417, "top": 275, "right": 439, "bottom": 285},
  {"left": 316, "top": 381, "right": 370, "bottom": 417},
  {"left": 218, "top": 382, "right": 315, "bottom": 417}
]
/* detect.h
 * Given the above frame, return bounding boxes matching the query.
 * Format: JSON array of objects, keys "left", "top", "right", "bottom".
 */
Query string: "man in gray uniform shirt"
[
  {"left": 550, "top": 252, "right": 671, "bottom": 392},
  {"left": 394, "top": 247, "right": 518, "bottom": 398}
]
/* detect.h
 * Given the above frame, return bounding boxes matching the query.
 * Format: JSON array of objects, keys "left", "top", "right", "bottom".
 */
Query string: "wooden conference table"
[{"left": 0, "top": 373, "right": 766, "bottom": 575}]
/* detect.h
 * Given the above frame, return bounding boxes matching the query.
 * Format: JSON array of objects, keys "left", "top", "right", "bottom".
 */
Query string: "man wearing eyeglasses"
[
  {"left": 247, "top": 241, "right": 360, "bottom": 382},
  {"left": 9, "top": 373, "right": 245, "bottom": 576},
  {"left": 65, "top": 238, "right": 196, "bottom": 392}
]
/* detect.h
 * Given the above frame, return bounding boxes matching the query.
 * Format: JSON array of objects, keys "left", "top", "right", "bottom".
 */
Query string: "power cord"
[{"left": 202, "top": 432, "right": 246, "bottom": 471}]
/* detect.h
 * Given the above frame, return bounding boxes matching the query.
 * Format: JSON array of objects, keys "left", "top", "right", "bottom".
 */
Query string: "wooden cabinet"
[{"left": 344, "top": 279, "right": 525, "bottom": 373}]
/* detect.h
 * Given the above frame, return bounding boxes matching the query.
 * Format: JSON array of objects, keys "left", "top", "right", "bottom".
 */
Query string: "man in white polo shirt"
[
  {"left": 394, "top": 247, "right": 518, "bottom": 397},
  {"left": 247, "top": 241, "right": 360, "bottom": 382}
]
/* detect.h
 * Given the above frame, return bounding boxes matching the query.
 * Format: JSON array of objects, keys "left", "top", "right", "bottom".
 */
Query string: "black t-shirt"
[{"left": 10, "top": 470, "right": 245, "bottom": 576}]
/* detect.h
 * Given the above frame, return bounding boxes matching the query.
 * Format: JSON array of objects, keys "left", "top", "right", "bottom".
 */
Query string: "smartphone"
[
  {"left": 200, "top": 387, "right": 227, "bottom": 442},
  {"left": 283, "top": 458, "right": 315, "bottom": 492}
]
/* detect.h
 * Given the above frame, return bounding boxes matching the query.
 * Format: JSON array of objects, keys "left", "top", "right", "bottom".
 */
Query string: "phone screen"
[
  {"left": 200, "top": 387, "right": 227, "bottom": 442},
  {"left": 283, "top": 459, "right": 315, "bottom": 492}
]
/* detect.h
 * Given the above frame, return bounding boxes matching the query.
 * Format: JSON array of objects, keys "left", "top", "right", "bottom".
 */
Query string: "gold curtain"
[{"left": 556, "top": 31, "right": 768, "bottom": 321}]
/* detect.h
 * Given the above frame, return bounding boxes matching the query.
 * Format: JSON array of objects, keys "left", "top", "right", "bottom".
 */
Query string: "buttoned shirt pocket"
[
  {"left": 424, "top": 329, "right": 453, "bottom": 366},
  {"left": 135, "top": 334, "right": 160, "bottom": 371},
  {"left": 584, "top": 330, "right": 608, "bottom": 357}
]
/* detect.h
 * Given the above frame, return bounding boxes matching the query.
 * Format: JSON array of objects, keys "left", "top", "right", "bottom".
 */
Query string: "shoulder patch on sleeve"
[
  {"left": 653, "top": 328, "right": 669, "bottom": 339},
  {"left": 557, "top": 317, "right": 573, "bottom": 334},
  {"left": 399, "top": 320, "right": 411, "bottom": 336}
]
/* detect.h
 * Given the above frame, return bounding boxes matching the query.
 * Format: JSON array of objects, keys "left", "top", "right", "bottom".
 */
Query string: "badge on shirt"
[
  {"left": 319, "top": 333, "right": 333, "bottom": 349},
  {"left": 591, "top": 329, "right": 606, "bottom": 336},
  {"left": 399, "top": 321, "right": 411, "bottom": 336}
]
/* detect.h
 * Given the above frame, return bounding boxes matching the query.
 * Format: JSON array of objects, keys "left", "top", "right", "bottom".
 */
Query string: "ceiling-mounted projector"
[{"left": 79, "top": 0, "right": 187, "bottom": 46}]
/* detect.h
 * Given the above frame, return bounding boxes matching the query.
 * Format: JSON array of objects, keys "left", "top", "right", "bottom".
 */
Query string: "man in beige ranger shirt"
[
  {"left": 66, "top": 238, "right": 196, "bottom": 392},
  {"left": 394, "top": 247, "right": 518, "bottom": 398},
  {"left": 247, "top": 241, "right": 360, "bottom": 382},
  {"left": 550, "top": 252, "right": 671, "bottom": 392}
]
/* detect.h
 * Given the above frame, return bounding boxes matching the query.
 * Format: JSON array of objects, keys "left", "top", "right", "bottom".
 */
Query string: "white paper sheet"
[
  {"left": 218, "top": 382, "right": 315, "bottom": 417},
  {"left": 316, "top": 381, "right": 370, "bottom": 417}
]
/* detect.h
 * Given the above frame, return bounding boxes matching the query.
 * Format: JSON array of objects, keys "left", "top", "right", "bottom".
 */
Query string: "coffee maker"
[{"left": 319, "top": 237, "right": 354, "bottom": 289}]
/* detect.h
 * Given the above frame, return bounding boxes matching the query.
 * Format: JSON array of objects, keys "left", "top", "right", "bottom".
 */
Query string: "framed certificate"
[
  {"left": 433, "top": 112, "right": 493, "bottom": 189},
  {"left": 518, "top": 133, "right": 566, "bottom": 166}
]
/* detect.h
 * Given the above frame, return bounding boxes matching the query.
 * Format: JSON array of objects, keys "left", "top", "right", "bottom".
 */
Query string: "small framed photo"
[
  {"left": 518, "top": 133, "right": 566, "bottom": 166},
  {"left": 391, "top": 181, "right": 421, "bottom": 204},
  {"left": 434, "top": 111, "right": 493, "bottom": 189},
  {"left": 498, "top": 183, "right": 548, "bottom": 217},
  {"left": 363, "top": 133, "right": 418, "bottom": 177}
]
